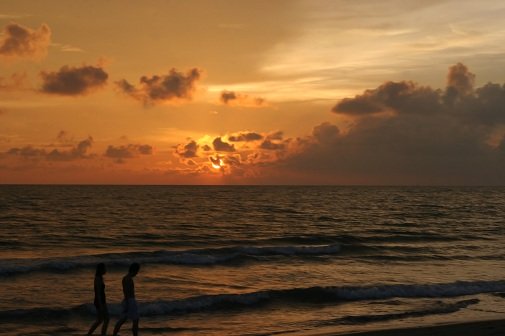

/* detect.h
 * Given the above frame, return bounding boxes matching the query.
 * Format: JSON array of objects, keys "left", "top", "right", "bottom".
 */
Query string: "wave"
[
  {"left": 1, "top": 280, "right": 503, "bottom": 320},
  {"left": 316, "top": 298, "right": 479, "bottom": 326},
  {"left": 0, "top": 243, "right": 342, "bottom": 276},
  {"left": 1, "top": 238, "right": 500, "bottom": 276}
]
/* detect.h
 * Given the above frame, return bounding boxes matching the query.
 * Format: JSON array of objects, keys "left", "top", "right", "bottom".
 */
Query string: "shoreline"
[{"left": 308, "top": 319, "right": 505, "bottom": 336}]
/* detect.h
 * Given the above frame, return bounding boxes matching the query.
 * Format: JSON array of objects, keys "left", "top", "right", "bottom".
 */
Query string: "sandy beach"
[{"left": 311, "top": 319, "right": 505, "bottom": 336}]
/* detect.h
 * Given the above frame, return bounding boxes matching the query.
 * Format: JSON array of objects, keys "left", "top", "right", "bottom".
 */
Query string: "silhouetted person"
[
  {"left": 87, "top": 263, "right": 109, "bottom": 336},
  {"left": 113, "top": 263, "right": 140, "bottom": 336}
]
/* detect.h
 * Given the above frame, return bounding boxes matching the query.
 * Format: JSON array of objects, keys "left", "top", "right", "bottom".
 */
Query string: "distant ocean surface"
[{"left": 1, "top": 186, "right": 505, "bottom": 336}]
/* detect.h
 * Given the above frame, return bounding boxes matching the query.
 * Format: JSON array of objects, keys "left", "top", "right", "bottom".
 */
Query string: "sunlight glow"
[{"left": 210, "top": 156, "right": 224, "bottom": 169}]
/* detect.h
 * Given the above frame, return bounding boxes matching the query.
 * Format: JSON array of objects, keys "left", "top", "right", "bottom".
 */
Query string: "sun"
[{"left": 209, "top": 155, "right": 224, "bottom": 169}]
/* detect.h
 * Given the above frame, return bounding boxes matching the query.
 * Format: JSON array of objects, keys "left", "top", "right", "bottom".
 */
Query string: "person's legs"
[
  {"left": 112, "top": 316, "right": 127, "bottom": 336},
  {"left": 88, "top": 305, "right": 107, "bottom": 336},
  {"left": 132, "top": 319, "right": 139, "bottom": 336},
  {"left": 87, "top": 317, "right": 103, "bottom": 336},
  {"left": 100, "top": 311, "right": 109, "bottom": 336}
]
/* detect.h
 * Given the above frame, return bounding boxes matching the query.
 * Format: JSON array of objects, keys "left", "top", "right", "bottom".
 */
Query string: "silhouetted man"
[{"left": 113, "top": 263, "right": 140, "bottom": 336}]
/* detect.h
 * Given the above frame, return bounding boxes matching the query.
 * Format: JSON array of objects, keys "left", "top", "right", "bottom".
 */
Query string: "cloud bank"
[
  {"left": 6, "top": 136, "right": 94, "bottom": 161},
  {"left": 167, "top": 64, "right": 504, "bottom": 184},
  {"left": 286, "top": 63, "right": 505, "bottom": 184}
]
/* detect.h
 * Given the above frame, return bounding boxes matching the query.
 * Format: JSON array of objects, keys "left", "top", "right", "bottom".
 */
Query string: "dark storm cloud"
[
  {"left": 228, "top": 132, "right": 263, "bottom": 142},
  {"left": 116, "top": 68, "right": 201, "bottom": 105},
  {"left": 0, "top": 23, "right": 51, "bottom": 59},
  {"left": 212, "top": 137, "right": 235, "bottom": 152},
  {"left": 40, "top": 65, "right": 108, "bottom": 95},
  {"left": 284, "top": 63, "right": 505, "bottom": 184},
  {"left": 220, "top": 90, "right": 266, "bottom": 107},
  {"left": 176, "top": 140, "right": 199, "bottom": 158},
  {"left": 6, "top": 136, "right": 94, "bottom": 161},
  {"left": 105, "top": 143, "right": 153, "bottom": 163}
]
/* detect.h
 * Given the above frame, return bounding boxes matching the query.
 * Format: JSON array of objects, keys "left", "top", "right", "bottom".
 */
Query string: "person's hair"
[
  {"left": 129, "top": 262, "right": 140, "bottom": 274},
  {"left": 95, "top": 263, "right": 106, "bottom": 276}
]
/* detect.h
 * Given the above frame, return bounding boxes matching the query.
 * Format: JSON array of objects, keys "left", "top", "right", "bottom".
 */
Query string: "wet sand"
[{"left": 314, "top": 319, "right": 505, "bottom": 336}]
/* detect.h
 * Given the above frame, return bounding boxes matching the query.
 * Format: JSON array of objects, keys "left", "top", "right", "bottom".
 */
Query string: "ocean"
[{"left": 1, "top": 186, "right": 505, "bottom": 336}]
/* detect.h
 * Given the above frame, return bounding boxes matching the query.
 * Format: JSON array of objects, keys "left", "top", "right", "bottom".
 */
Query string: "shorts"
[{"left": 121, "top": 298, "right": 139, "bottom": 320}]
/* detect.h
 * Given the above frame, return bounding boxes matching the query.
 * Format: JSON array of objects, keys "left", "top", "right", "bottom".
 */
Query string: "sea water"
[{"left": 1, "top": 186, "right": 505, "bottom": 335}]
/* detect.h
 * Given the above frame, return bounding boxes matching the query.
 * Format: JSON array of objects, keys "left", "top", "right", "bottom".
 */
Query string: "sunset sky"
[{"left": 1, "top": 0, "right": 504, "bottom": 184}]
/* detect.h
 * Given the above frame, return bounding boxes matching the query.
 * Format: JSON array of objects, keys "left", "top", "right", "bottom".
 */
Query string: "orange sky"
[{"left": 1, "top": 0, "right": 505, "bottom": 184}]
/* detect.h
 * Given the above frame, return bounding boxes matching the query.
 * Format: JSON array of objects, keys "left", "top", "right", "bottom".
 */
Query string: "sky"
[{"left": 0, "top": 0, "right": 504, "bottom": 184}]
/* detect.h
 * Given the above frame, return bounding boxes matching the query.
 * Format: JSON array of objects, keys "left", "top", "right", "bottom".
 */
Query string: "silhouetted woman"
[{"left": 87, "top": 263, "right": 109, "bottom": 336}]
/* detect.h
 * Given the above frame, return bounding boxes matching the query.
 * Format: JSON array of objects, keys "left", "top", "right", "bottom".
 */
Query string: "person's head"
[
  {"left": 95, "top": 263, "right": 106, "bottom": 276},
  {"left": 129, "top": 262, "right": 140, "bottom": 277}
]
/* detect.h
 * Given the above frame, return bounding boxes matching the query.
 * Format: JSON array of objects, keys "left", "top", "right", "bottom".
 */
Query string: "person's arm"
[{"left": 131, "top": 278, "right": 135, "bottom": 299}]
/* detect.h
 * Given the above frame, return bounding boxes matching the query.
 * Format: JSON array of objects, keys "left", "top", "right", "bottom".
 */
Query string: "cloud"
[
  {"left": 220, "top": 90, "right": 266, "bottom": 107},
  {"left": 259, "top": 139, "right": 285, "bottom": 150},
  {"left": 228, "top": 132, "right": 263, "bottom": 142},
  {"left": 212, "top": 137, "right": 235, "bottom": 152},
  {"left": 332, "top": 81, "right": 440, "bottom": 116},
  {"left": 40, "top": 65, "right": 108, "bottom": 95},
  {"left": 176, "top": 140, "right": 199, "bottom": 158},
  {"left": 56, "top": 130, "right": 73, "bottom": 144},
  {"left": 445, "top": 62, "right": 475, "bottom": 101},
  {"left": 284, "top": 63, "right": 505, "bottom": 184},
  {"left": 105, "top": 144, "right": 153, "bottom": 163},
  {"left": 470, "top": 83, "right": 505, "bottom": 124},
  {"left": 333, "top": 63, "right": 505, "bottom": 126},
  {"left": 0, "top": 22, "right": 51, "bottom": 59},
  {"left": 220, "top": 91, "right": 237, "bottom": 104},
  {"left": 51, "top": 43, "right": 84, "bottom": 53},
  {"left": 267, "top": 131, "right": 284, "bottom": 140},
  {"left": 47, "top": 137, "right": 93, "bottom": 161},
  {"left": 162, "top": 63, "right": 505, "bottom": 184},
  {"left": 7, "top": 146, "right": 46, "bottom": 157},
  {"left": 312, "top": 122, "right": 340, "bottom": 144},
  {"left": 6, "top": 136, "right": 94, "bottom": 161},
  {"left": 117, "top": 68, "right": 201, "bottom": 105}
]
